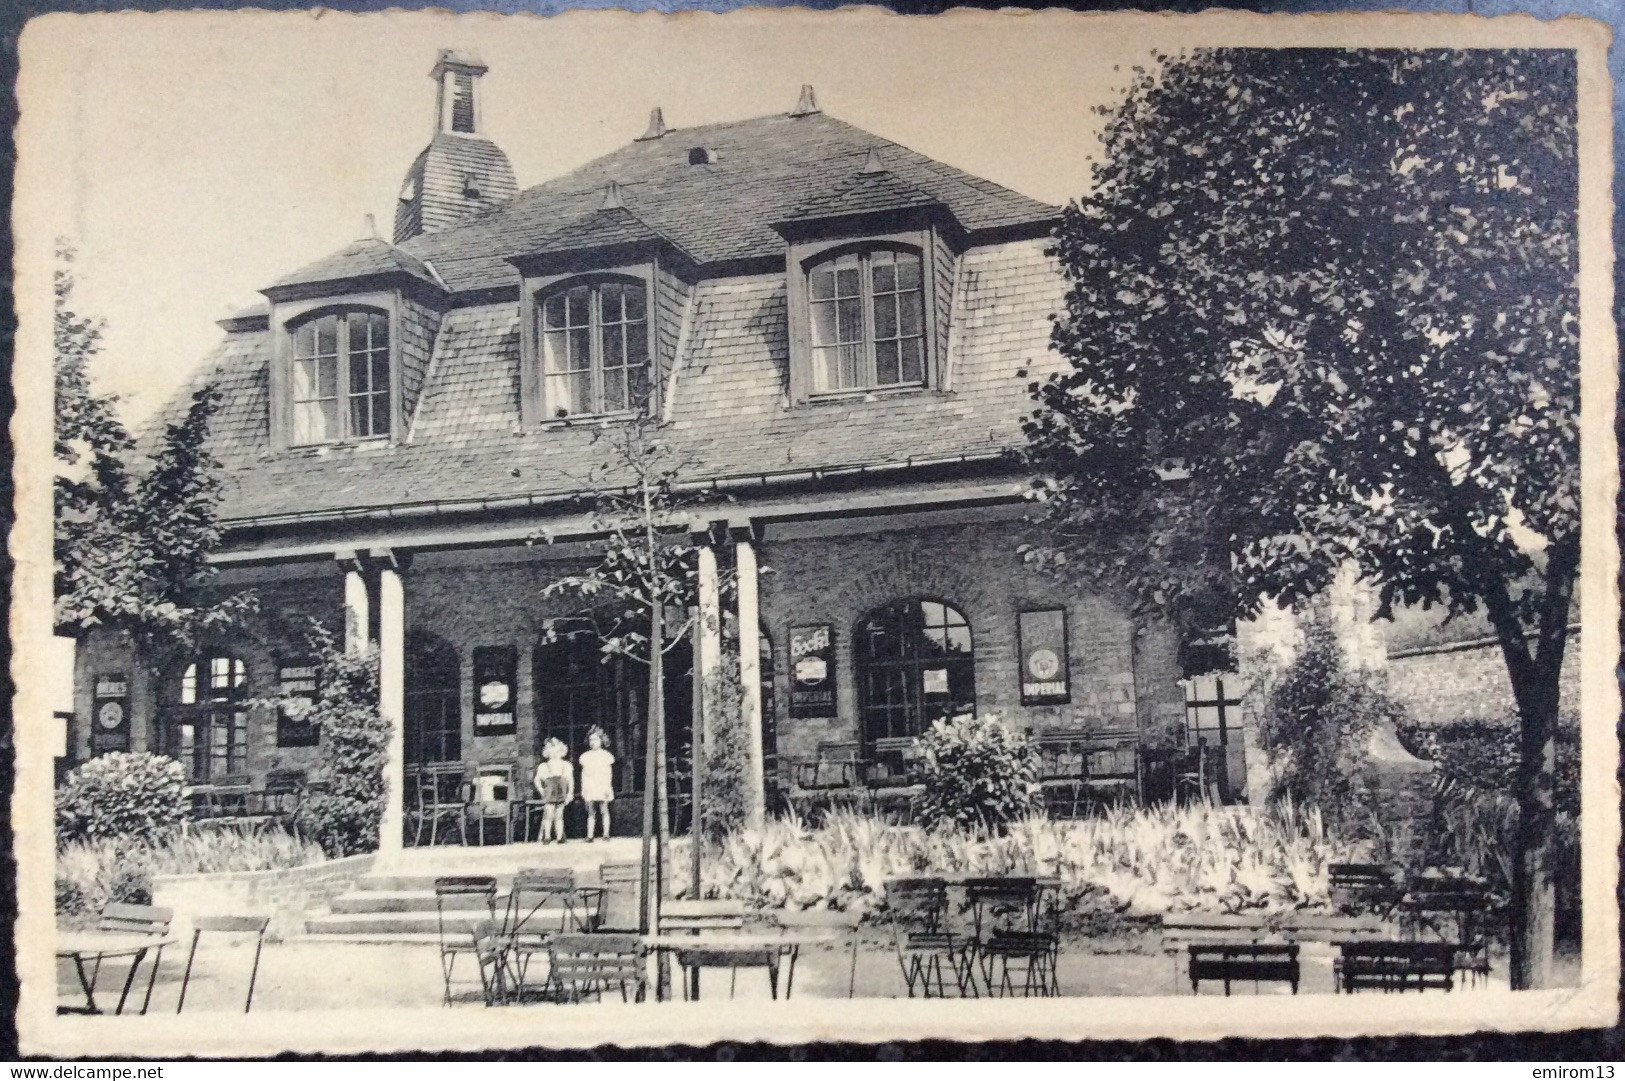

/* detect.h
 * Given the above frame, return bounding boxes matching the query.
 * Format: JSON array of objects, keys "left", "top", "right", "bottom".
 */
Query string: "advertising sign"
[
  {"left": 788, "top": 624, "right": 836, "bottom": 718},
  {"left": 90, "top": 673, "right": 131, "bottom": 754},
  {"left": 1018, "top": 609, "right": 1071, "bottom": 705},
  {"left": 473, "top": 646, "right": 517, "bottom": 735},
  {"left": 276, "top": 659, "right": 321, "bottom": 747}
]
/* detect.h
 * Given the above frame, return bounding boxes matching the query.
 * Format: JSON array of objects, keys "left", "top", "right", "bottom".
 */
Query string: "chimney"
[
  {"left": 431, "top": 49, "right": 490, "bottom": 137},
  {"left": 636, "top": 107, "right": 669, "bottom": 142},
  {"left": 789, "top": 84, "right": 820, "bottom": 118}
]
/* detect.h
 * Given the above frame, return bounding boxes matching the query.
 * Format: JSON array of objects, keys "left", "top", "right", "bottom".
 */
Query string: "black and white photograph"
[{"left": 9, "top": 8, "right": 1619, "bottom": 1054}]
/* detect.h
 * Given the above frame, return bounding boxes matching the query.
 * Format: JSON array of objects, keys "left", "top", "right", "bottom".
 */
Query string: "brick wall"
[
  {"left": 1385, "top": 631, "right": 1583, "bottom": 726},
  {"left": 755, "top": 519, "right": 1178, "bottom": 761},
  {"left": 151, "top": 852, "right": 374, "bottom": 942}
]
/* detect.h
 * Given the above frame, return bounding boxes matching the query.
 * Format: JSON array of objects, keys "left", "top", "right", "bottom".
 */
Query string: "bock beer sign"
[
  {"left": 1018, "top": 609, "right": 1071, "bottom": 705},
  {"left": 91, "top": 673, "right": 130, "bottom": 754},
  {"left": 473, "top": 646, "right": 517, "bottom": 735},
  {"left": 788, "top": 624, "right": 836, "bottom": 718},
  {"left": 276, "top": 659, "right": 321, "bottom": 747}
]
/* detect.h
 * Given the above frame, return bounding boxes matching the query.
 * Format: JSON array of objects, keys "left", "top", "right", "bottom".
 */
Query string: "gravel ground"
[{"left": 57, "top": 932, "right": 1578, "bottom": 1013}]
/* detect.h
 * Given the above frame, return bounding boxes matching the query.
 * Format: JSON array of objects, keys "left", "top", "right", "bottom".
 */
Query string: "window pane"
[
  {"left": 896, "top": 254, "right": 922, "bottom": 291},
  {"left": 543, "top": 294, "right": 567, "bottom": 331},
  {"left": 545, "top": 372, "right": 591, "bottom": 417},
  {"left": 875, "top": 340, "right": 899, "bottom": 385},
  {"left": 872, "top": 257, "right": 896, "bottom": 293},
  {"left": 838, "top": 344, "right": 861, "bottom": 389},
  {"left": 601, "top": 322, "right": 626, "bottom": 368},
  {"left": 625, "top": 324, "right": 649, "bottom": 365},
  {"left": 567, "top": 286, "right": 591, "bottom": 326},
  {"left": 621, "top": 284, "right": 646, "bottom": 322},
  {"left": 602, "top": 368, "right": 628, "bottom": 413},
  {"left": 570, "top": 327, "right": 591, "bottom": 370},
  {"left": 294, "top": 400, "right": 338, "bottom": 444},
  {"left": 350, "top": 350, "right": 373, "bottom": 396},
  {"left": 900, "top": 339, "right": 924, "bottom": 384},
  {"left": 315, "top": 316, "right": 338, "bottom": 356},
  {"left": 628, "top": 363, "right": 650, "bottom": 411},
  {"left": 372, "top": 351, "right": 390, "bottom": 389},
  {"left": 370, "top": 392, "right": 391, "bottom": 436},
  {"left": 350, "top": 395, "right": 372, "bottom": 438},
  {"left": 837, "top": 297, "right": 862, "bottom": 344},
  {"left": 317, "top": 356, "right": 337, "bottom": 398},
  {"left": 181, "top": 664, "right": 197, "bottom": 705},
  {"left": 898, "top": 290, "right": 923, "bottom": 337},
  {"left": 874, "top": 293, "right": 898, "bottom": 340},
  {"left": 810, "top": 301, "right": 839, "bottom": 348},
  {"left": 835, "top": 266, "right": 860, "bottom": 297},
  {"left": 291, "top": 358, "right": 317, "bottom": 400},
  {"left": 811, "top": 267, "right": 836, "bottom": 301},
  {"left": 811, "top": 346, "right": 839, "bottom": 393}
]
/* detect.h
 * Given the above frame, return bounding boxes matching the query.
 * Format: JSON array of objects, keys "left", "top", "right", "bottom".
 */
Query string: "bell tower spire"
[{"left": 395, "top": 49, "right": 518, "bottom": 244}]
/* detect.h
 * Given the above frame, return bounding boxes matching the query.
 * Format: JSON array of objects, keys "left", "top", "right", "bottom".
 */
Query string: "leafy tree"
[
  {"left": 1022, "top": 50, "right": 1577, "bottom": 988},
  {"left": 536, "top": 415, "right": 735, "bottom": 953},
  {"left": 53, "top": 241, "right": 254, "bottom": 653}
]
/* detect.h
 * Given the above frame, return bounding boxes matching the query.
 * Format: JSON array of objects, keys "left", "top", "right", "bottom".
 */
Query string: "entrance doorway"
[{"left": 532, "top": 623, "right": 692, "bottom": 837}]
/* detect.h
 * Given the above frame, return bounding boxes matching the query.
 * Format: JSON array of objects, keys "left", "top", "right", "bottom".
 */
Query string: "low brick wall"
[{"left": 151, "top": 852, "right": 374, "bottom": 942}]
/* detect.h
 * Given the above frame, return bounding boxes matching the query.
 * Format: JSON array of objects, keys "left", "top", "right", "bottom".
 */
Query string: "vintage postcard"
[{"left": 10, "top": 7, "right": 1619, "bottom": 1056}]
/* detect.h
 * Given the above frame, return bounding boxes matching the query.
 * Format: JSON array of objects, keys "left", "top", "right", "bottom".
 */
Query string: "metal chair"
[
  {"left": 885, "top": 878, "right": 974, "bottom": 998},
  {"left": 175, "top": 914, "right": 270, "bottom": 1013},
  {"left": 775, "top": 906, "right": 862, "bottom": 999},
  {"left": 597, "top": 862, "right": 644, "bottom": 932},
  {"left": 547, "top": 933, "right": 648, "bottom": 1004},
  {"left": 434, "top": 876, "right": 500, "bottom": 1005},
  {"left": 412, "top": 765, "right": 469, "bottom": 846},
  {"left": 468, "top": 763, "right": 515, "bottom": 846},
  {"left": 964, "top": 877, "right": 1060, "bottom": 997},
  {"left": 258, "top": 769, "right": 306, "bottom": 821},
  {"left": 90, "top": 903, "right": 174, "bottom": 1016}
]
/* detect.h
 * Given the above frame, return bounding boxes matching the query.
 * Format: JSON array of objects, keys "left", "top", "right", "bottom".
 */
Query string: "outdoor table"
[
  {"left": 56, "top": 931, "right": 174, "bottom": 1015},
  {"left": 642, "top": 930, "right": 842, "bottom": 1001}
]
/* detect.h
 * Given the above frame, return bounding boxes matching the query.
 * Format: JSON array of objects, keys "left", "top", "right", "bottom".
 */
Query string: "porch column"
[
  {"left": 695, "top": 530, "right": 722, "bottom": 721},
  {"left": 375, "top": 550, "right": 405, "bottom": 856},
  {"left": 340, "top": 551, "right": 370, "bottom": 654},
  {"left": 733, "top": 527, "right": 766, "bottom": 829}
]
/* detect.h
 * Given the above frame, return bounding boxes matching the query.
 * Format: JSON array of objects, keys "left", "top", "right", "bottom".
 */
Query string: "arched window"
[
  {"left": 538, "top": 279, "right": 650, "bottom": 417},
  {"left": 856, "top": 599, "right": 975, "bottom": 746},
  {"left": 405, "top": 632, "right": 461, "bottom": 766},
  {"left": 169, "top": 654, "right": 250, "bottom": 782},
  {"left": 808, "top": 246, "right": 924, "bottom": 394},
  {"left": 289, "top": 308, "right": 391, "bottom": 444}
]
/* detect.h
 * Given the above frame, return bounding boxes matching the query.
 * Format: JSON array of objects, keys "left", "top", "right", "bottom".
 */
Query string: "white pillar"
[
  {"left": 343, "top": 563, "right": 370, "bottom": 654},
  {"left": 735, "top": 538, "right": 766, "bottom": 829},
  {"left": 377, "top": 563, "right": 405, "bottom": 856},
  {"left": 695, "top": 542, "right": 722, "bottom": 833}
]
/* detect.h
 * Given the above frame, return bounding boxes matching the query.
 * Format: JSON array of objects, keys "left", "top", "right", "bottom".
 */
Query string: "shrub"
[
  {"left": 108, "top": 864, "right": 151, "bottom": 905},
  {"left": 54, "top": 751, "right": 187, "bottom": 846},
  {"left": 55, "top": 876, "right": 90, "bottom": 924},
  {"left": 913, "top": 715, "right": 1040, "bottom": 832},
  {"left": 698, "top": 651, "right": 751, "bottom": 839},
  {"left": 1255, "top": 617, "right": 1408, "bottom": 834},
  {"left": 267, "top": 621, "right": 389, "bottom": 857}
]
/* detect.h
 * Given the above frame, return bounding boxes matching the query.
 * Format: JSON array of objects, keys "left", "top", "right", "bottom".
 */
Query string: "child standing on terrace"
[
  {"left": 533, "top": 737, "right": 573, "bottom": 843},
  {"left": 578, "top": 726, "right": 615, "bottom": 842}
]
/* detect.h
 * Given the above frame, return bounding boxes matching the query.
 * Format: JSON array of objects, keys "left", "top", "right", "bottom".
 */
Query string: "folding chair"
[
  {"left": 964, "top": 877, "right": 1060, "bottom": 997},
  {"left": 548, "top": 934, "right": 647, "bottom": 1004},
  {"left": 597, "top": 863, "right": 643, "bottom": 932},
  {"left": 175, "top": 915, "right": 270, "bottom": 1013},
  {"left": 91, "top": 903, "right": 174, "bottom": 1016},
  {"left": 504, "top": 868, "right": 603, "bottom": 997},
  {"left": 885, "top": 878, "right": 974, "bottom": 998},
  {"left": 434, "top": 876, "right": 500, "bottom": 1005},
  {"left": 414, "top": 766, "right": 470, "bottom": 847},
  {"left": 775, "top": 906, "right": 862, "bottom": 999}
]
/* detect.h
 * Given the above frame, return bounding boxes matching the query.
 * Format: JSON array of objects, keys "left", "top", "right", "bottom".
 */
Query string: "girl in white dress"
[
  {"left": 532, "top": 737, "right": 573, "bottom": 843},
  {"left": 578, "top": 726, "right": 615, "bottom": 841}
]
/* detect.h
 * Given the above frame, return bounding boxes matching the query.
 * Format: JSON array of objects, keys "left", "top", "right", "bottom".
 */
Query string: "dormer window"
[
  {"left": 539, "top": 279, "right": 650, "bottom": 417},
  {"left": 809, "top": 247, "right": 925, "bottom": 393},
  {"left": 290, "top": 309, "right": 392, "bottom": 444}
]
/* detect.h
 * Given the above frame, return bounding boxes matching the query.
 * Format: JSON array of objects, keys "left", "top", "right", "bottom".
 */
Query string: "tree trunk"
[{"left": 639, "top": 603, "right": 663, "bottom": 937}]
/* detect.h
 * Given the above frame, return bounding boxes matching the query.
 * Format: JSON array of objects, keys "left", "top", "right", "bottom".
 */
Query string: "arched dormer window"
[
  {"left": 538, "top": 278, "right": 650, "bottom": 418},
  {"left": 807, "top": 246, "right": 925, "bottom": 394},
  {"left": 289, "top": 308, "right": 392, "bottom": 444}
]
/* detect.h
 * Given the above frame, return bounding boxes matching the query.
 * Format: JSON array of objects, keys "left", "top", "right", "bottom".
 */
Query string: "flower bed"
[{"left": 689, "top": 801, "right": 1355, "bottom": 922}]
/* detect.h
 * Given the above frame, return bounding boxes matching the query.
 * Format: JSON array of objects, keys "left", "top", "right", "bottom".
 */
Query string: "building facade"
[{"left": 71, "top": 53, "right": 1235, "bottom": 846}]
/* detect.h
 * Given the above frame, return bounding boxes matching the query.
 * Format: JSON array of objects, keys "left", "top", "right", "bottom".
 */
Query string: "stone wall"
[
  {"left": 151, "top": 852, "right": 374, "bottom": 942},
  {"left": 1386, "top": 631, "right": 1583, "bottom": 727}
]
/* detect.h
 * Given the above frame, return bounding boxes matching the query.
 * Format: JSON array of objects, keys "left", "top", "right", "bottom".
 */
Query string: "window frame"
[
  {"left": 783, "top": 228, "right": 948, "bottom": 406},
  {"left": 520, "top": 266, "right": 660, "bottom": 426},
  {"left": 286, "top": 306, "right": 394, "bottom": 446},
  {"left": 170, "top": 653, "right": 251, "bottom": 783},
  {"left": 535, "top": 276, "right": 654, "bottom": 420},
  {"left": 805, "top": 246, "right": 928, "bottom": 396},
  {"left": 854, "top": 597, "right": 977, "bottom": 747},
  {"left": 270, "top": 291, "right": 403, "bottom": 452}
]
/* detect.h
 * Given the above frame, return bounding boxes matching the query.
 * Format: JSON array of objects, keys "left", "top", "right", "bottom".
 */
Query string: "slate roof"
[
  {"left": 173, "top": 237, "right": 1067, "bottom": 526},
  {"left": 525, "top": 204, "right": 687, "bottom": 259},
  {"left": 269, "top": 237, "right": 442, "bottom": 294},
  {"left": 779, "top": 166, "right": 943, "bottom": 223},
  {"left": 383, "top": 110, "right": 1058, "bottom": 293}
]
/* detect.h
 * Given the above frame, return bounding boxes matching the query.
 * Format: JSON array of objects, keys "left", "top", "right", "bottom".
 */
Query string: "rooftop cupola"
[
  {"left": 394, "top": 49, "right": 518, "bottom": 244},
  {"left": 432, "top": 48, "right": 489, "bottom": 136}
]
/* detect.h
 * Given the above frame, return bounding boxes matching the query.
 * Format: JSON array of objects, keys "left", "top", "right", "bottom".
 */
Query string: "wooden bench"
[
  {"left": 1328, "top": 863, "right": 1404, "bottom": 916},
  {"left": 1335, "top": 941, "right": 1455, "bottom": 993},
  {"left": 1187, "top": 942, "right": 1300, "bottom": 995}
]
